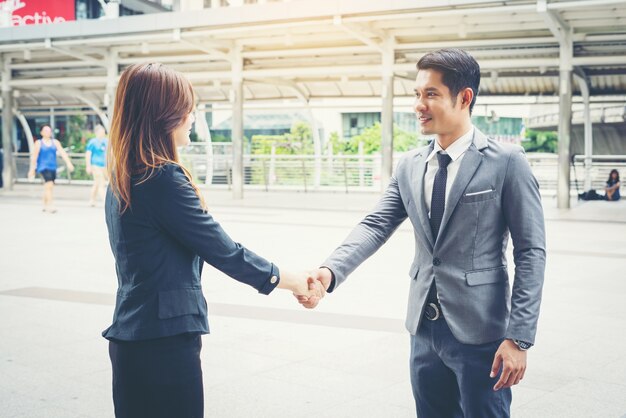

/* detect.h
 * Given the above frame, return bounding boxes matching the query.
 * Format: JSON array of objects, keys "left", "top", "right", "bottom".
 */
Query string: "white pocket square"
[{"left": 464, "top": 189, "right": 494, "bottom": 197}]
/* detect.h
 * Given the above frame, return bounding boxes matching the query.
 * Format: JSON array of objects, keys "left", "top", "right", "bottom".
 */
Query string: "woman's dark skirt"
[{"left": 108, "top": 333, "right": 203, "bottom": 418}]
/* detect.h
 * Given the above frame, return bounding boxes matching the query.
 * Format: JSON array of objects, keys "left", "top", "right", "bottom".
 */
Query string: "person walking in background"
[
  {"left": 28, "top": 125, "right": 75, "bottom": 213},
  {"left": 86, "top": 124, "right": 109, "bottom": 206},
  {"left": 104, "top": 62, "right": 322, "bottom": 418},
  {"left": 605, "top": 169, "right": 621, "bottom": 201}
]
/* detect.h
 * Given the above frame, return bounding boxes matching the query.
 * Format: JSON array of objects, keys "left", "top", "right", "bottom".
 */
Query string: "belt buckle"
[{"left": 425, "top": 302, "right": 440, "bottom": 321}]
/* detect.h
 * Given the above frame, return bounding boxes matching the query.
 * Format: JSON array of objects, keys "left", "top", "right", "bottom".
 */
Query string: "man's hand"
[
  {"left": 490, "top": 339, "right": 527, "bottom": 391},
  {"left": 295, "top": 268, "right": 332, "bottom": 309},
  {"left": 297, "top": 277, "right": 327, "bottom": 309},
  {"left": 67, "top": 162, "right": 75, "bottom": 173},
  {"left": 278, "top": 270, "right": 322, "bottom": 299}
]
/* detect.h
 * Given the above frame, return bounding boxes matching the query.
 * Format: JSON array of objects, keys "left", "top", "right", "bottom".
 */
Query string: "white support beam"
[
  {"left": 572, "top": 56, "right": 626, "bottom": 66},
  {"left": 179, "top": 39, "right": 230, "bottom": 61},
  {"left": 547, "top": 0, "right": 626, "bottom": 10},
  {"left": 9, "top": 77, "right": 109, "bottom": 88},
  {"left": 244, "top": 65, "right": 383, "bottom": 78},
  {"left": 380, "top": 37, "right": 395, "bottom": 189},
  {"left": 539, "top": 0, "right": 574, "bottom": 209},
  {"left": 106, "top": 50, "right": 118, "bottom": 121},
  {"left": 10, "top": 60, "right": 107, "bottom": 70},
  {"left": 231, "top": 46, "right": 244, "bottom": 199},
  {"left": 243, "top": 45, "right": 373, "bottom": 59},
  {"left": 47, "top": 40, "right": 106, "bottom": 67},
  {"left": 2, "top": 55, "right": 14, "bottom": 190},
  {"left": 573, "top": 69, "right": 593, "bottom": 191},
  {"left": 333, "top": 16, "right": 384, "bottom": 54},
  {"left": 395, "top": 58, "right": 559, "bottom": 72},
  {"left": 180, "top": 34, "right": 233, "bottom": 50},
  {"left": 346, "top": 3, "right": 538, "bottom": 24},
  {"left": 396, "top": 36, "right": 559, "bottom": 51},
  {"left": 13, "top": 109, "right": 34, "bottom": 153},
  {"left": 117, "top": 54, "right": 228, "bottom": 65},
  {"left": 247, "top": 78, "right": 309, "bottom": 102}
]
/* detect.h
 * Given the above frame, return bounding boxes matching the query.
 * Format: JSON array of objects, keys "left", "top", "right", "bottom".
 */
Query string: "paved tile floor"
[{"left": 1, "top": 184, "right": 626, "bottom": 417}]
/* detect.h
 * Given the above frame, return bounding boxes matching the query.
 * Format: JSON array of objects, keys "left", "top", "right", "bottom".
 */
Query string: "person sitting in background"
[{"left": 605, "top": 169, "right": 621, "bottom": 201}]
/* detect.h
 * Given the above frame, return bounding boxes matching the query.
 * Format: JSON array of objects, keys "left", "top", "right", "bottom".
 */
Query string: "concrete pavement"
[{"left": 1, "top": 184, "right": 626, "bottom": 417}]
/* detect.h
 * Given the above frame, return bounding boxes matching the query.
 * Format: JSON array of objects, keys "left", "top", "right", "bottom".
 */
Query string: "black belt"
[
  {"left": 424, "top": 300, "right": 442, "bottom": 321},
  {"left": 424, "top": 283, "right": 442, "bottom": 321}
]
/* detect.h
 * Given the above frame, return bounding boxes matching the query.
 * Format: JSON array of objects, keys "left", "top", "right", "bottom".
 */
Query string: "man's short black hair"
[{"left": 417, "top": 48, "right": 480, "bottom": 114}]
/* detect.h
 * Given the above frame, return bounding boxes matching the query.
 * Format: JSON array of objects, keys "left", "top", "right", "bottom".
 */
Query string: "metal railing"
[
  {"left": 526, "top": 154, "right": 626, "bottom": 195},
  {"left": 12, "top": 151, "right": 626, "bottom": 195},
  {"left": 527, "top": 105, "right": 626, "bottom": 128}
]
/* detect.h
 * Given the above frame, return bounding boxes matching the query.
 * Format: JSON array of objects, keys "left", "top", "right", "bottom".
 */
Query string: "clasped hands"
[{"left": 278, "top": 268, "right": 332, "bottom": 309}]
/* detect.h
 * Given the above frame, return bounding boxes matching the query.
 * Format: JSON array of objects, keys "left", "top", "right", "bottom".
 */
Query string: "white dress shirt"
[{"left": 424, "top": 126, "right": 475, "bottom": 217}]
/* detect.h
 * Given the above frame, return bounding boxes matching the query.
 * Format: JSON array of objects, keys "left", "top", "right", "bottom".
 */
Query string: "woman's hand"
[
  {"left": 277, "top": 270, "right": 325, "bottom": 301},
  {"left": 295, "top": 268, "right": 332, "bottom": 309}
]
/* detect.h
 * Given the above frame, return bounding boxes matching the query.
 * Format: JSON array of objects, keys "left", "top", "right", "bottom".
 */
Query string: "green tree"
[
  {"left": 327, "top": 131, "right": 344, "bottom": 154},
  {"left": 522, "top": 129, "right": 558, "bottom": 153},
  {"left": 210, "top": 133, "right": 231, "bottom": 142},
  {"left": 287, "top": 121, "right": 314, "bottom": 154},
  {"left": 344, "top": 122, "right": 424, "bottom": 154},
  {"left": 64, "top": 114, "right": 89, "bottom": 152},
  {"left": 251, "top": 121, "right": 314, "bottom": 155}
]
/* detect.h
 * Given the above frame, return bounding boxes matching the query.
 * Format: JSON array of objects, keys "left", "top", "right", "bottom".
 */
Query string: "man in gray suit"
[{"left": 300, "top": 49, "right": 546, "bottom": 417}]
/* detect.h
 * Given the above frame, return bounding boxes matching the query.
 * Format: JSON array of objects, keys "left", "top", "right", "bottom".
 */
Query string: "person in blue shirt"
[
  {"left": 28, "top": 125, "right": 75, "bottom": 213},
  {"left": 85, "top": 124, "right": 109, "bottom": 206},
  {"left": 605, "top": 169, "right": 621, "bottom": 201}
]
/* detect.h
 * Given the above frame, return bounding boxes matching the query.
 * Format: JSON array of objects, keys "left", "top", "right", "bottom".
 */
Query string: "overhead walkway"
[{"left": 1, "top": 0, "right": 626, "bottom": 206}]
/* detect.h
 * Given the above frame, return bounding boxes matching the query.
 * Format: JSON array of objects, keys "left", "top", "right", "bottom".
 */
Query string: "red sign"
[{"left": 0, "top": 0, "right": 75, "bottom": 27}]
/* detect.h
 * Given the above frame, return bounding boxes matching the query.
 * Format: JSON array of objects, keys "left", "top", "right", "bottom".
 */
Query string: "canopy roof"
[{"left": 1, "top": 0, "right": 625, "bottom": 109}]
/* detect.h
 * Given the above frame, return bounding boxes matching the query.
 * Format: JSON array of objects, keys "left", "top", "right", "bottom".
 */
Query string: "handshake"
[{"left": 277, "top": 268, "right": 333, "bottom": 309}]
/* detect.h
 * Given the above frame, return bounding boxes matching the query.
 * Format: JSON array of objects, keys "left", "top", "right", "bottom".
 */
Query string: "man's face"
[{"left": 413, "top": 69, "right": 465, "bottom": 137}]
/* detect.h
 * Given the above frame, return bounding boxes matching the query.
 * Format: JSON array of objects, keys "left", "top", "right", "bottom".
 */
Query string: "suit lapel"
[
  {"left": 436, "top": 130, "right": 488, "bottom": 244},
  {"left": 412, "top": 144, "right": 434, "bottom": 252}
]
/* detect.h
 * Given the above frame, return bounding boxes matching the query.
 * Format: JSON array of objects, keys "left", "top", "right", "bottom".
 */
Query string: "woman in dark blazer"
[{"left": 103, "top": 62, "right": 320, "bottom": 418}]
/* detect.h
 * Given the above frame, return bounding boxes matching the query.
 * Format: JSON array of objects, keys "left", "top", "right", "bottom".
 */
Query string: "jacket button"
[
  {"left": 433, "top": 258, "right": 441, "bottom": 266},
  {"left": 270, "top": 276, "right": 278, "bottom": 284}
]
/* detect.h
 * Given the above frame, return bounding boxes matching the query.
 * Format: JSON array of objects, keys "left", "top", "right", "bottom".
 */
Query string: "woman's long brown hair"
[{"left": 107, "top": 62, "right": 206, "bottom": 213}]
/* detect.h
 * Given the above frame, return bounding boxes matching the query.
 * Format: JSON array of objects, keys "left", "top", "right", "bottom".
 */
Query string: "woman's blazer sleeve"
[{"left": 141, "top": 164, "right": 279, "bottom": 295}]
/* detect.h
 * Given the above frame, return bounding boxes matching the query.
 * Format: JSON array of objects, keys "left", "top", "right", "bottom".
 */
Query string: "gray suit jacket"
[{"left": 323, "top": 129, "right": 546, "bottom": 345}]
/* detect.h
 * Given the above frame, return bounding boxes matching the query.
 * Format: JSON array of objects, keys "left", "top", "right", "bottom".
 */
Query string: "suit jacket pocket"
[
  {"left": 158, "top": 288, "right": 203, "bottom": 319},
  {"left": 465, "top": 265, "right": 508, "bottom": 286},
  {"left": 460, "top": 189, "right": 496, "bottom": 203},
  {"left": 409, "top": 263, "right": 419, "bottom": 280}
]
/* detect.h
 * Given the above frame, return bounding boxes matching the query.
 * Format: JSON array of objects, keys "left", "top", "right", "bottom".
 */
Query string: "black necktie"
[{"left": 430, "top": 152, "right": 452, "bottom": 242}]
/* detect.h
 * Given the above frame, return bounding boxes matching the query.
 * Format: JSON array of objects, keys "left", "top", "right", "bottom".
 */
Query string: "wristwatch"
[{"left": 512, "top": 339, "right": 533, "bottom": 351}]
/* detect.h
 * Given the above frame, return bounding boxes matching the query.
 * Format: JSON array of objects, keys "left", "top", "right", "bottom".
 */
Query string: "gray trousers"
[{"left": 409, "top": 315, "right": 511, "bottom": 417}]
